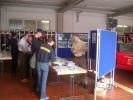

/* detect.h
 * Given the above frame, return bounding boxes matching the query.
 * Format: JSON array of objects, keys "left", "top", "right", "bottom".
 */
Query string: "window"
[
  {"left": 24, "top": 20, "right": 36, "bottom": 30},
  {"left": 116, "top": 27, "right": 123, "bottom": 33},
  {"left": 9, "top": 20, "right": 22, "bottom": 29},
  {"left": 9, "top": 19, "right": 50, "bottom": 30},
  {"left": 124, "top": 26, "right": 131, "bottom": 32},
  {"left": 37, "top": 20, "right": 50, "bottom": 30},
  {"left": 115, "top": 25, "right": 132, "bottom": 33}
]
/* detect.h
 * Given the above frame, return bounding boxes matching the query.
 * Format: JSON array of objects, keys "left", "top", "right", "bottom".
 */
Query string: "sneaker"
[
  {"left": 84, "top": 84, "right": 88, "bottom": 89},
  {"left": 32, "top": 88, "right": 37, "bottom": 94},
  {"left": 21, "top": 79, "right": 29, "bottom": 82},
  {"left": 40, "top": 96, "right": 49, "bottom": 100}
]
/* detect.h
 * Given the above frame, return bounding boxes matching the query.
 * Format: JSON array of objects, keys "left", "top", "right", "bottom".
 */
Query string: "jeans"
[{"left": 37, "top": 61, "right": 49, "bottom": 99}]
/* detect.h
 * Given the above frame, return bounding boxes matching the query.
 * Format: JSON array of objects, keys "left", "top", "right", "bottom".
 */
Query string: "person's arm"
[
  {"left": 18, "top": 43, "right": 25, "bottom": 53},
  {"left": 14, "top": 39, "right": 19, "bottom": 50},
  {"left": 71, "top": 43, "right": 76, "bottom": 53},
  {"left": 50, "top": 49, "right": 62, "bottom": 65},
  {"left": 80, "top": 42, "right": 88, "bottom": 52},
  {"left": 18, "top": 39, "right": 25, "bottom": 53},
  {"left": 71, "top": 48, "right": 75, "bottom": 53},
  {"left": 78, "top": 49, "right": 88, "bottom": 52},
  {"left": 32, "top": 38, "right": 41, "bottom": 52},
  {"left": 53, "top": 62, "right": 62, "bottom": 65},
  {"left": 71, "top": 44, "right": 79, "bottom": 54},
  {"left": 72, "top": 42, "right": 88, "bottom": 53}
]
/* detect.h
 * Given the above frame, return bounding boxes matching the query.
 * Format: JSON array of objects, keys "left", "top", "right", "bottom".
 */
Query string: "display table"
[
  {"left": 0, "top": 51, "right": 12, "bottom": 75},
  {"left": 50, "top": 61, "right": 87, "bottom": 100}
]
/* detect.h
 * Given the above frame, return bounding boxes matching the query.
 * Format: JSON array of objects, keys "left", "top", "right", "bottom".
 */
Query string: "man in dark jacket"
[
  {"left": 31, "top": 29, "right": 43, "bottom": 93},
  {"left": 9, "top": 32, "right": 19, "bottom": 73},
  {"left": 36, "top": 37, "right": 61, "bottom": 100}
]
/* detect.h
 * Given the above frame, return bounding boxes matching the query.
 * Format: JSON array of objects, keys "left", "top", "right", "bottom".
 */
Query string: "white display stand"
[{"left": 89, "top": 29, "right": 117, "bottom": 100}]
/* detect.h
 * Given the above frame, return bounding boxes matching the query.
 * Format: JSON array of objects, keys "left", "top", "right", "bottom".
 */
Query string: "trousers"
[{"left": 75, "top": 56, "right": 88, "bottom": 84}]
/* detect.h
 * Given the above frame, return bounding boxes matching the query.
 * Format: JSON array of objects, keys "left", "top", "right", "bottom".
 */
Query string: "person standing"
[
  {"left": 27, "top": 36, "right": 33, "bottom": 79},
  {"left": 9, "top": 32, "right": 19, "bottom": 73},
  {"left": 18, "top": 33, "right": 29, "bottom": 82},
  {"left": 37, "top": 37, "right": 61, "bottom": 100},
  {"left": 71, "top": 33, "right": 88, "bottom": 88},
  {"left": 31, "top": 29, "right": 43, "bottom": 93}
]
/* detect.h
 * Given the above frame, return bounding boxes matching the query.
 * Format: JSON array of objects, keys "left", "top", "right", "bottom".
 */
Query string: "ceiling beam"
[
  {"left": 57, "top": 0, "right": 85, "bottom": 13},
  {"left": 111, "top": 6, "right": 133, "bottom": 17}
]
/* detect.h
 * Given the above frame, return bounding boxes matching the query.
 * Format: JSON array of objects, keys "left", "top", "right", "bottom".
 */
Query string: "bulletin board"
[
  {"left": 98, "top": 30, "right": 117, "bottom": 79},
  {"left": 57, "top": 32, "right": 88, "bottom": 58}
]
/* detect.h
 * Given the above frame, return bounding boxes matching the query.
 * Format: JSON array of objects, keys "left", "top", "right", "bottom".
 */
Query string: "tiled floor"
[{"left": 0, "top": 65, "right": 133, "bottom": 100}]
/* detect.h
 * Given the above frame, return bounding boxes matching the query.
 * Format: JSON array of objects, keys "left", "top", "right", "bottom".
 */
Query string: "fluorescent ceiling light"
[
  {"left": 117, "top": 25, "right": 123, "bottom": 27},
  {"left": 117, "top": 25, "right": 128, "bottom": 27},
  {"left": 123, "top": 25, "right": 127, "bottom": 27},
  {"left": 41, "top": 21, "right": 49, "bottom": 23}
]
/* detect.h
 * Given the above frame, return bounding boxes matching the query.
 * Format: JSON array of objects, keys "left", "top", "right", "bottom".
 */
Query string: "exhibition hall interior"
[{"left": 0, "top": 0, "right": 133, "bottom": 100}]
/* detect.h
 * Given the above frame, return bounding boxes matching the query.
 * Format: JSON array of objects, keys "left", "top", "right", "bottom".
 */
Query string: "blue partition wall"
[
  {"left": 57, "top": 32, "right": 88, "bottom": 58},
  {"left": 98, "top": 30, "right": 117, "bottom": 79},
  {"left": 89, "top": 29, "right": 117, "bottom": 79}
]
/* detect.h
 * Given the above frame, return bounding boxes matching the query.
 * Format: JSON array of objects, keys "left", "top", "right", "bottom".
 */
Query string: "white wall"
[
  {"left": 1, "top": 5, "right": 57, "bottom": 30},
  {"left": 0, "top": 5, "right": 108, "bottom": 32},
  {"left": 1, "top": 5, "right": 133, "bottom": 32},
  {"left": 63, "top": 11, "right": 107, "bottom": 33},
  {"left": 115, "top": 16, "right": 133, "bottom": 26},
  {"left": 0, "top": 6, "right": 1, "bottom": 29}
]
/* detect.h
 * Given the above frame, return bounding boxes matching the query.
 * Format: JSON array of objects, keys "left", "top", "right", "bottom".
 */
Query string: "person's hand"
[
  {"left": 28, "top": 51, "right": 32, "bottom": 54},
  {"left": 53, "top": 62, "right": 62, "bottom": 66},
  {"left": 23, "top": 51, "right": 25, "bottom": 54},
  {"left": 73, "top": 50, "right": 76, "bottom": 53},
  {"left": 58, "top": 63, "right": 62, "bottom": 66},
  {"left": 74, "top": 50, "right": 80, "bottom": 54},
  {"left": 57, "top": 62, "right": 62, "bottom": 66}
]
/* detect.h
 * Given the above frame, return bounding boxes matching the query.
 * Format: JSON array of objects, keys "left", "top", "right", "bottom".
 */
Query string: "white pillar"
[
  {"left": 57, "top": 13, "right": 64, "bottom": 32},
  {"left": 0, "top": 4, "right": 1, "bottom": 30}
]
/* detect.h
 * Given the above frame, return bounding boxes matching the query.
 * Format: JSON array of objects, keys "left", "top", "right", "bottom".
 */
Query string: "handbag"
[{"left": 30, "top": 53, "right": 36, "bottom": 68}]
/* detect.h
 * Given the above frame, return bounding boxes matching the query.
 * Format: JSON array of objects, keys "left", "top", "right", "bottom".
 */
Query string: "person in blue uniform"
[{"left": 36, "top": 37, "right": 61, "bottom": 100}]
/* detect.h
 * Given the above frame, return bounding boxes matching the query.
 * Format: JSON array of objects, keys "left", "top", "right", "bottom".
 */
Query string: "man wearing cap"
[{"left": 31, "top": 28, "right": 44, "bottom": 93}]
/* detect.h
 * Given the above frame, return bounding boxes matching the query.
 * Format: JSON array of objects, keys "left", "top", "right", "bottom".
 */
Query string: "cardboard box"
[
  {"left": 97, "top": 78, "right": 109, "bottom": 88},
  {"left": 95, "top": 87, "right": 107, "bottom": 96}
]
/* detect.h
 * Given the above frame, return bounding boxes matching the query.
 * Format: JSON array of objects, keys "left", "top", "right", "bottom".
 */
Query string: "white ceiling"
[
  {"left": 0, "top": 0, "right": 68, "bottom": 7},
  {"left": 0, "top": 0, "right": 133, "bottom": 17}
]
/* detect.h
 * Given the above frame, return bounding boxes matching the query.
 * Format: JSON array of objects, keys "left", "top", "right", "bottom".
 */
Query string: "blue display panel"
[
  {"left": 57, "top": 33, "right": 88, "bottom": 58},
  {"left": 89, "top": 30, "right": 97, "bottom": 60},
  {"left": 98, "top": 30, "right": 117, "bottom": 79}
]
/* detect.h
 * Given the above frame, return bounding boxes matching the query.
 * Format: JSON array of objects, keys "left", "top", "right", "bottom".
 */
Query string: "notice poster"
[
  {"left": 58, "top": 33, "right": 67, "bottom": 40},
  {"left": 68, "top": 33, "right": 73, "bottom": 41},
  {"left": 68, "top": 41, "right": 73, "bottom": 48},
  {"left": 92, "top": 33, "right": 96, "bottom": 43},
  {"left": 79, "top": 34, "right": 88, "bottom": 42},
  {"left": 58, "top": 41, "right": 67, "bottom": 48}
]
